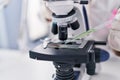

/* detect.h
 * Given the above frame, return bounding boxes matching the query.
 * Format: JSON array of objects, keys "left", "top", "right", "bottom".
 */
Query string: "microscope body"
[
  {"left": 29, "top": 0, "right": 109, "bottom": 80},
  {"left": 46, "top": 0, "right": 87, "bottom": 41}
]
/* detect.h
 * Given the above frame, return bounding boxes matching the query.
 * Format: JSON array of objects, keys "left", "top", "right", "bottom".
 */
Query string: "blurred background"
[
  {"left": 0, "top": 0, "right": 51, "bottom": 51},
  {"left": 1, "top": 0, "right": 120, "bottom": 80},
  {"left": 0, "top": 1, "right": 54, "bottom": 80},
  {"left": 0, "top": 0, "right": 21, "bottom": 49}
]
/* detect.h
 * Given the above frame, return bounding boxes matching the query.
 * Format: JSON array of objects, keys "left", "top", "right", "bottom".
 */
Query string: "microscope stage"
[{"left": 29, "top": 41, "right": 95, "bottom": 64}]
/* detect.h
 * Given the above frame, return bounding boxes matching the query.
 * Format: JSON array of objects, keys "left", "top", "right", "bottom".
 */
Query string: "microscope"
[{"left": 29, "top": 0, "right": 110, "bottom": 80}]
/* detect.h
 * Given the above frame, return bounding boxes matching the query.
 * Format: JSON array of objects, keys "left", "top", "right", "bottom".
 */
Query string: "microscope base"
[{"left": 29, "top": 40, "right": 109, "bottom": 80}]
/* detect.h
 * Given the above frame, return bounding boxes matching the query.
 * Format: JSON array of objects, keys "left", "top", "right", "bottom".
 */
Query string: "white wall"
[
  {"left": 0, "top": 9, "right": 8, "bottom": 48},
  {"left": 4, "top": 0, "right": 22, "bottom": 49}
]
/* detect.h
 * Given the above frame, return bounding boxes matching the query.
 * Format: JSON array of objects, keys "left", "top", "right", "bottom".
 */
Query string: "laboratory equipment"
[{"left": 29, "top": 0, "right": 109, "bottom": 80}]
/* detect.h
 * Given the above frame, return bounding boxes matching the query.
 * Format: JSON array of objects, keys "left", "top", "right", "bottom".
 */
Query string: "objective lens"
[
  {"left": 59, "top": 26, "right": 68, "bottom": 41},
  {"left": 70, "top": 20, "right": 80, "bottom": 30},
  {"left": 52, "top": 23, "right": 58, "bottom": 35}
]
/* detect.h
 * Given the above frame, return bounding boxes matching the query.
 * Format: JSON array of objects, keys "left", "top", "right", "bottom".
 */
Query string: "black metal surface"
[
  {"left": 94, "top": 41, "right": 106, "bottom": 45},
  {"left": 29, "top": 40, "right": 110, "bottom": 79},
  {"left": 59, "top": 26, "right": 68, "bottom": 41},
  {"left": 52, "top": 23, "right": 58, "bottom": 35},
  {"left": 82, "top": 5, "right": 89, "bottom": 31},
  {"left": 29, "top": 41, "right": 95, "bottom": 64},
  {"left": 52, "top": 9, "right": 76, "bottom": 18},
  {"left": 70, "top": 20, "right": 80, "bottom": 30},
  {"left": 80, "top": 1, "right": 88, "bottom": 4},
  {"left": 53, "top": 62, "right": 74, "bottom": 80}
]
